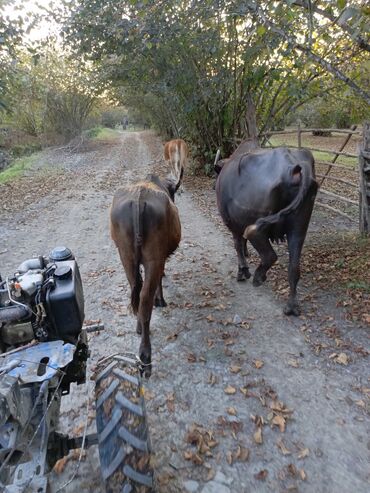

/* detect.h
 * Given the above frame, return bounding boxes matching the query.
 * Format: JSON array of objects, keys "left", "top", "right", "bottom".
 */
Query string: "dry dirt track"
[{"left": 0, "top": 131, "right": 369, "bottom": 493}]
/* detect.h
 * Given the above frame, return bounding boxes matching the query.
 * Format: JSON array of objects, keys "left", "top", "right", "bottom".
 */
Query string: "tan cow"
[
  {"left": 110, "top": 174, "right": 181, "bottom": 377},
  {"left": 164, "top": 138, "right": 188, "bottom": 186}
]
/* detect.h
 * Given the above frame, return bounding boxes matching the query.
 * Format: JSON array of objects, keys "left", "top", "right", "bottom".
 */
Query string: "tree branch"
[
  {"left": 245, "top": 3, "right": 370, "bottom": 105},
  {"left": 292, "top": 0, "right": 370, "bottom": 53}
]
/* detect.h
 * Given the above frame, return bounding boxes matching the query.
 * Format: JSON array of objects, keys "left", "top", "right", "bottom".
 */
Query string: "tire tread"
[{"left": 95, "top": 356, "right": 153, "bottom": 492}]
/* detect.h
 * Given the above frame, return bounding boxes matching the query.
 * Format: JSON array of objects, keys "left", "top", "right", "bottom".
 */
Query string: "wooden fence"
[{"left": 260, "top": 124, "right": 370, "bottom": 233}]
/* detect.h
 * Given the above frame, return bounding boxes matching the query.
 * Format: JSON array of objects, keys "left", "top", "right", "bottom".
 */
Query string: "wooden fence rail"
[
  {"left": 318, "top": 189, "right": 358, "bottom": 205},
  {"left": 260, "top": 128, "right": 362, "bottom": 136},
  {"left": 315, "top": 173, "right": 357, "bottom": 188},
  {"left": 264, "top": 143, "right": 357, "bottom": 159},
  {"left": 260, "top": 124, "right": 365, "bottom": 228},
  {"left": 316, "top": 160, "right": 357, "bottom": 171},
  {"left": 315, "top": 202, "right": 357, "bottom": 222}
]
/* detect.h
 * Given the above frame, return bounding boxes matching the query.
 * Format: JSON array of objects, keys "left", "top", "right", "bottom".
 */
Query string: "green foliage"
[
  {"left": 345, "top": 281, "right": 370, "bottom": 293},
  {"left": 296, "top": 84, "right": 369, "bottom": 129},
  {"left": 0, "top": 152, "right": 38, "bottom": 184},
  {"left": 0, "top": 1, "right": 23, "bottom": 111},
  {"left": 85, "top": 126, "right": 120, "bottom": 140},
  {"left": 58, "top": 0, "right": 369, "bottom": 165},
  {"left": 6, "top": 43, "right": 104, "bottom": 143},
  {"left": 100, "top": 107, "right": 126, "bottom": 128},
  {"left": 10, "top": 142, "right": 42, "bottom": 158}
]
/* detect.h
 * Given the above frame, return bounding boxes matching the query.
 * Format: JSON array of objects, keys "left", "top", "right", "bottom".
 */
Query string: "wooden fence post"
[
  {"left": 359, "top": 121, "right": 370, "bottom": 235},
  {"left": 319, "top": 124, "right": 357, "bottom": 186},
  {"left": 297, "top": 119, "right": 302, "bottom": 149}
]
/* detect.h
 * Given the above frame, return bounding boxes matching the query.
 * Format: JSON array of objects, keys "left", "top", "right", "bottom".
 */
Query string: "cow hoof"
[
  {"left": 253, "top": 272, "right": 266, "bottom": 287},
  {"left": 237, "top": 267, "right": 251, "bottom": 282},
  {"left": 139, "top": 347, "right": 152, "bottom": 378},
  {"left": 283, "top": 303, "right": 300, "bottom": 316},
  {"left": 155, "top": 297, "right": 167, "bottom": 308}
]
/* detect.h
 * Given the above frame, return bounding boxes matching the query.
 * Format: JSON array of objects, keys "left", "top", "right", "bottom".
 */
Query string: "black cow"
[{"left": 216, "top": 145, "right": 318, "bottom": 316}]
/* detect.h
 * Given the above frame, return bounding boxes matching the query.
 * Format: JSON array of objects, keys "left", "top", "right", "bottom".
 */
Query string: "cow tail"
[
  {"left": 244, "top": 163, "right": 318, "bottom": 240},
  {"left": 131, "top": 197, "right": 145, "bottom": 315},
  {"left": 174, "top": 143, "right": 181, "bottom": 182}
]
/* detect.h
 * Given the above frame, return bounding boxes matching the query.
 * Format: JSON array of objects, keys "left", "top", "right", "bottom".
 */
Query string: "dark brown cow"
[{"left": 110, "top": 174, "right": 181, "bottom": 377}]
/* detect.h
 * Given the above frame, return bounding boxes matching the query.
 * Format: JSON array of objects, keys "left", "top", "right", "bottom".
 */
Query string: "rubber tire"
[{"left": 95, "top": 355, "right": 154, "bottom": 493}]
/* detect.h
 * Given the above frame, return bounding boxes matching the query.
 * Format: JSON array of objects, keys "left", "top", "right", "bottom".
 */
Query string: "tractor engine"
[{"left": 0, "top": 247, "right": 84, "bottom": 351}]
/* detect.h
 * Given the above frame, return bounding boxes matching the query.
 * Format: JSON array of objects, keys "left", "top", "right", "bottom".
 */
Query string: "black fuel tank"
[{"left": 45, "top": 260, "right": 84, "bottom": 341}]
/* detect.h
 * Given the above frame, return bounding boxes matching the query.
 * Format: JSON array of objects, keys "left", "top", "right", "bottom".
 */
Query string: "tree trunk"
[{"left": 244, "top": 93, "right": 259, "bottom": 143}]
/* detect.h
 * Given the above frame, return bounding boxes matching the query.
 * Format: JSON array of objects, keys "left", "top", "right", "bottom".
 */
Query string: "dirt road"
[{"left": 0, "top": 131, "right": 368, "bottom": 493}]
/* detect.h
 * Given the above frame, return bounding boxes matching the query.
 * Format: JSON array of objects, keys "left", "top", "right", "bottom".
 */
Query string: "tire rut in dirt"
[{"left": 94, "top": 355, "right": 153, "bottom": 493}]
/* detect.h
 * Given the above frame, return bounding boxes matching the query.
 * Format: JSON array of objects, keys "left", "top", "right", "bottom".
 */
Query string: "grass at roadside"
[
  {"left": 269, "top": 135, "right": 358, "bottom": 167},
  {"left": 0, "top": 153, "right": 40, "bottom": 184},
  {"left": 86, "top": 126, "right": 121, "bottom": 141}
]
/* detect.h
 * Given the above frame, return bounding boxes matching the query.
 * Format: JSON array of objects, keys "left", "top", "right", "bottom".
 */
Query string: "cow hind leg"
[
  {"left": 154, "top": 280, "right": 167, "bottom": 307},
  {"left": 137, "top": 262, "right": 162, "bottom": 378},
  {"left": 154, "top": 269, "right": 167, "bottom": 307},
  {"left": 233, "top": 234, "right": 251, "bottom": 281},
  {"left": 117, "top": 248, "right": 142, "bottom": 333},
  {"left": 249, "top": 234, "right": 277, "bottom": 287},
  {"left": 284, "top": 233, "right": 305, "bottom": 316}
]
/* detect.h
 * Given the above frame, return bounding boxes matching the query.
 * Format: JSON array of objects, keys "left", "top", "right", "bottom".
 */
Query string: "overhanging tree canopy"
[{"left": 59, "top": 0, "right": 369, "bottom": 160}]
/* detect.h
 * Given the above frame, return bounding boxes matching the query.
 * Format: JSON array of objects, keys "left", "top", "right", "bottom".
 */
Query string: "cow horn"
[
  {"left": 213, "top": 149, "right": 221, "bottom": 168},
  {"left": 243, "top": 224, "right": 257, "bottom": 239}
]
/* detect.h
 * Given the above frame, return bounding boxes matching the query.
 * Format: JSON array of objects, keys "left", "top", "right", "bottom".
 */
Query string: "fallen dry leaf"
[
  {"left": 206, "top": 468, "right": 215, "bottom": 481},
  {"left": 142, "top": 388, "right": 155, "bottom": 400},
  {"left": 233, "top": 445, "right": 249, "bottom": 462},
  {"left": 227, "top": 407, "right": 237, "bottom": 416},
  {"left": 183, "top": 450, "right": 193, "bottom": 460},
  {"left": 183, "top": 450, "right": 204, "bottom": 465},
  {"left": 230, "top": 365, "right": 242, "bottom": 374},
  {"left": 240, "top": 386, "right": 249, "bottom": 397},
  {"left": 53, "top": 457, "right": 68, "bottom": 474},
  {"left": 355, "top": 399, "right": 365, "bottom": 408},
  {"left": 226, "top": 450, "right": 233, "bottom": 465},
  {"left": 254, "top": 427, "right": 263, "bottom": 444},
  {"left": 207, "top": 373, "right": 218, "bottom": 385},
  {"left": 300, "top": 469, "right": 307, "bottom": 480},
  {"left": 255, "top": 469, "right": 268, "bottom": 480},
  {"left": 254, "top": 360, "right": 264, "bottom": 369},
  {"left": 166, "top": 332, "right": 178, "bottom": 342},
  {"left": 224, "top": 385, "right": 237, "bottom": 395},
  {"left": 252, "top": 415, "right": 264, "bottom": 427},
  {"left": 298, "top": 447, "right": 310, "bottom": 459},
  {"left": 166, "top": 392, "right": 175, "bottom": 413},
  {"left": 277, "top": 440, "right": 291, "bottom": 455},
  {"left": 272, "top": 415, "right": 286, "bottom": 432},
  {"left": 156, "top": 472, "right": 175, "bottom": 485},
  {"left": 187, "top": 353, "right": 197, "bottom": 363},
  {"left": 287, "top": 358, "right": 299, "bottom": 368},
  {"left": 336, "top": 352, "right": 349, "bottom": 365}
]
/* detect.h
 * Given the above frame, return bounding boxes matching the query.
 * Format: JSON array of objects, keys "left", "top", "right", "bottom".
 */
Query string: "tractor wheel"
[{"left": 94, "top": 355, "right": 154, "bottom": 493}]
